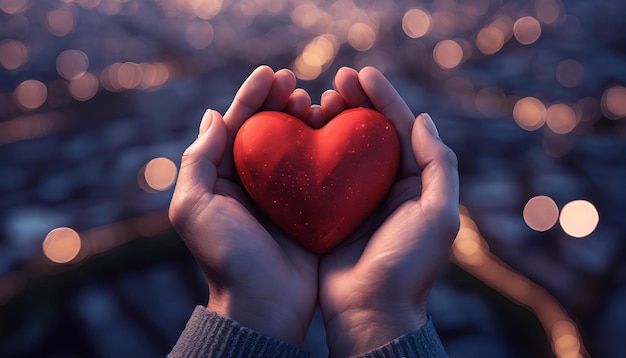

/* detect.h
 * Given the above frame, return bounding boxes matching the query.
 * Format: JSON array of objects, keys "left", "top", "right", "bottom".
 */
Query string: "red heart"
[{"left": 233, "top": 108, "right": 400, "bottom": 253}]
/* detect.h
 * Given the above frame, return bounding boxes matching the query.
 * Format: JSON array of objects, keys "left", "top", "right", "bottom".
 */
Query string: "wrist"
[
  {"left": 323, "top": 299, "right": 428, "bottom": 356},
  {"left": 207, "top": 290, "right": 311, "bottom": 347}
]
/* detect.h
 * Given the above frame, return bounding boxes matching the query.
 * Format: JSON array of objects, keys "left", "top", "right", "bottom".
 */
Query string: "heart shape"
[{"left": 233, "top": 108, "right": 400, "bottom": 253}]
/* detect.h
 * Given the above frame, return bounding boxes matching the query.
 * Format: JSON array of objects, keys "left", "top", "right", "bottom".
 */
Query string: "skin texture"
[{"left": 168, "top": 65, "right": 460, "bottom": 354}]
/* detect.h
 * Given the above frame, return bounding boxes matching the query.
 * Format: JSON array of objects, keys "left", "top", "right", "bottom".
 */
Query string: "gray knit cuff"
[
  {"left": 169, "top": 306, "right": 310, "bottom": 358},
  {"left": 348, "top": 316, "right": 448, "bottom": 358}
]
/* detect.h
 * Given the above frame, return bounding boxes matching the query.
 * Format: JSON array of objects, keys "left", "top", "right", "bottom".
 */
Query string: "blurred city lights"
[
  {"left": 476, "top": 25, "right": 506, "bottom": 55},
  {"left": 14, "top": 80, "right": 47, "bottom": 111},
  {"left": 68, "top": 72, "right": 99, "bottom": 101},
  {"left": 56, "top": 49, "right": 89, "bottom": 80},
  {"left": 546, "top": 103, "right": 577, "bottom": 134},
  {"left": 452, "top": 207, "right": 588, "bottom": 358},
  {"left": 139, "top": 157, "right": 178, "bottom": 192},
  {"left": 513, "top": 16, "right": 542, "bottom": 45},
  {"left": 402, "top": 8, "right": 431, "bottom": 39},
  {"left": 0, "top": 40, "right": 29, "bottom": 70},
  {"left": 523, "top": 195, "right": 559, "bottom": 232},
  {"left": 43, "top": 227, "right": 82, "bottom": 264},
  {"left": 347, "top": 22, "right": 377, "bottom": 52},
  {"left": 559, "top": 200, "right": 599, "bottom": 238},
  {"left": 186, "top": 20, "right": 215, "bottom": 50},
  {"left": 433, "top": 39, "right": 463, "bottom": 70},
  {"left": 601, "top": 85, "right": 626, "bottom": 119},
  {"left": 513, "top": 97, "right": 547, "bottom": 131},
  {"left": 45, "top": 8, "right": 76, "bottom": 37}
]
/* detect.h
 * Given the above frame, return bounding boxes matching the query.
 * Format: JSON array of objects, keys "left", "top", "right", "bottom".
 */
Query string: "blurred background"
[{"left": 1, "top": 0, "right": 625, "bottom": 357}]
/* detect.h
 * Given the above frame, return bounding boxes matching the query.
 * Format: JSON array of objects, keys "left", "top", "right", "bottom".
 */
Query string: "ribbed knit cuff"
[
  {"left": 347, "top": 316, "right": 448, "bottom": 358},
  {"left": 169, "top": 306, "right": 310, "bottom": 358}
]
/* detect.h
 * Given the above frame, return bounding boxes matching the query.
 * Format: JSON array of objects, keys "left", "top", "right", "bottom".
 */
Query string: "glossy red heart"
[{"left": 233, "top": 108, "right": 400, "bottom": 253}]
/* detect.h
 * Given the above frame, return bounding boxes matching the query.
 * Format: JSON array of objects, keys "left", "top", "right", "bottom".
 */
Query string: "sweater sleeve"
[
  {"left": 349, "top": 316, "right": 448, "bottom": 358},
  {"left": 168, "top": 306, "right": 310, "bottom": 358}
]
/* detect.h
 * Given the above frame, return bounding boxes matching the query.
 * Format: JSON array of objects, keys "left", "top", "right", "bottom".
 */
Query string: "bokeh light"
[
  {"left": 523, "top": 195, "right": 559, "bottom": 232},
  {"left": 42, "top": 227, "right": 82, "bottom": 264},
  {"left": 0, "top": 0, "right": 29, "bottom": 14},
  {"left": 402, "top": 8, "right": 431, "bottom": 39},
  {"left": 535, "top": 0, "right": 562, "bottom": 24},
  {"left": 556, "top": 59, "right": 584, "bottom": 88},
  {"left": 546, "top": 103, "right": 577, "bottom": 134},
  {"left": 513, "top": 97, "right": 546, "bottom": 131},
  {"left": 14, "top": 79, "right": 47, "bottom": 111},
  {"left": 476, "top": 25, "right": 506, "bottom": 55},
  {"left": 139, "top": 157, "right": 178, "bottom": 192},
  {"left": 68, "top": 72, "right": 99, "bottom": 101},
  {"left": 348, "top": 22, "right": 377, "bottom": 51},
  {"left": 601, "top": 85, "right": 626, "bottom": 119},
  {"left": 0, "top": 40, "right": 29, "bottom": 70},
  {"left": 186, "top": 20, "right": 215, "bottom": 49},
  {"left": 433, "top": 39, "right": 463, "bottom": 69},
  {"left": 513, "top": 16, "right": 541, "bottom": 45},
  {"left": 559, "top": 200, "right": 599, "bottom": 238},
  {"left": 56, "top": 49, "right": 89, "bottom": 80},
  {"left": 45, "top": 8, "right": 76, "bottom": 37}
]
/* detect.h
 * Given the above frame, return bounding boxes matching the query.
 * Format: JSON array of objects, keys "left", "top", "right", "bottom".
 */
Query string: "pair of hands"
[{"left": 168, "top": 66, "right": 459, "bottom": 356}]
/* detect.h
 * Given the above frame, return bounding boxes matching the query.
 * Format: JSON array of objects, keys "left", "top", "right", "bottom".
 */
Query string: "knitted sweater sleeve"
[{"left": 169, "top": 306, "right": 447, "bottom": 358}]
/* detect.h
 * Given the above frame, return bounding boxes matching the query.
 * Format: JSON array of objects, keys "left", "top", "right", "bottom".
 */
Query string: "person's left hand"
[{"left": 317, "top": 67, "right": 460, "bottom": 356}]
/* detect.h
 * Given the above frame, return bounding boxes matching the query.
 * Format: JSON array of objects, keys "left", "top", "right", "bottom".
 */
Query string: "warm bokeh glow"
[
  {"left": 43, "top": 227, "right": 82, "bottom": 264},
  {"left": 45, "top": 8, "right": 76, "bottom": 37},
  {"left": 601, "top": 85, "right": 626, "bottom": 119},
  {"left": 141, "top": 157, "right": 178, "bottom": 192},
  {"left": 513, "top": 97, "right": 546, "bottom": 131},
  {"left": 0, "top": 40, "right": 29, "bottom": 70},
  {"left": 101, "top": 61, "right": 170, "bottom": 91},
  {"left": 0, "top": 0, "right": 28, "bottom": 14},
  {"left": 348, "top": 22, "right": 376, "bottom": 51},
  {"left": 523, "top": 195, "right": 559, "bottom": 232},
  {"left": 68, "top": 72, "right": 99, "bottom": 101},
  {"left": 56, "top": 49, "right": 89, "bottom": 80},
  {"left": 433, "top": 39, "right": 463, "bottom": 69},
  {"left": 402, "top": 8, "right": 431, "bottom": 39},
  {"left": 476, "top": 25, "right": 505, "bottom": 55},
  {"left": 14, "top": 80, "right": 47, "bottom": 111},
  {"left": 293, "top": 34, "right": 338, "bottom": 80},
  {"left": 556, "top": 59, "right": 584, "bottom": 88},
  {"left": 535, "top": 0, "right": 561, "bottom": 24},
  {"left": 186, "top": 20, "right": 215, "bottom": 49},
  {"left": 559, "top": 200, "right": 599, "bottom": 238},
  {"left": 513, "top": 16, "right": 541, "bottom": 45},
  {"left": 546, "top": 103, "right": 577, "bottom": 134}
]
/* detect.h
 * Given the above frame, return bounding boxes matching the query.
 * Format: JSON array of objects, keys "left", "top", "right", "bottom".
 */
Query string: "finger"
[
  {"left": 262, "top": 69, "right": 297, "bottom": 111},
  {"left": 320, "top": 89, "right": 347, "bottom": 121},
  {"left": 412, "top": 113, "right": 459, "bottom": 230},
  {"left": 285, "top": 88, "right": 311, "bottom": 120},
  {"left": 222, "top": 65, "right": 275, "bottom": 133},
  {"left": 170, "top": 110, "right": 227, "bottom": 224},
  {"left": 357, "top": 66, "right": 414, "bottom": 138},
  {"left": 334, "top": 67, "right": 372, "bottom": 108},
  {"left": 358, "top": 66, "right": 418, "bottom": 176},
  {"left": 306, "top": 105, "right": 326, "bottom": 129}
]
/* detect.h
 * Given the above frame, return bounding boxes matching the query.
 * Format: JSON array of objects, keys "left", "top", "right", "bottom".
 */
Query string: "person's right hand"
[{"left": 168, "top": 66, "right": 319, "bottom": 347}]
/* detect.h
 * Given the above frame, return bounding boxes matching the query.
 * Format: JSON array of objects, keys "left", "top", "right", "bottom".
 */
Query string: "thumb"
[
  {"left": 171, "top": 109, "right": 227, "bottom": 213},
  {"left": 411, "top": 113, "right": 459, "bottom": 220}
]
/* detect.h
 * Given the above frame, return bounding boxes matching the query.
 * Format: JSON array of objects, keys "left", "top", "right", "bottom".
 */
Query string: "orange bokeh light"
[
  {"left": 433, "top": 39, "right": 463, "bottom": 69},
  {"left": 140, "top": 157, "right": 178, "bottom": 192},
  {"left": 559, "top": 200, "right": 599, "bottom": 238},
  {"left": 43, "top": 227, "right": 82, "bottom": 264},
  {"left": 546, "top": 103, "right": 577, "bottom": 134},
  {"left": 0, "top": 40, "right": 29, "bottom": 70},
  {"left": 523, "top": 195, "right": 559, "bottom": 232},
  {"left": 601, "top": 85, "right": 626, "bottom": 119},
  {"left": 402, "top": 8, "right": 431, "bottom": 39},
  {"left": 513, "top": 97, "right": 546, "bottom": 131},
  {"left": 514, "top": 16, "right": 541, "bottom": 45},
  {"left": 14, "top": 79, "right": 48, "bottom": 111}
]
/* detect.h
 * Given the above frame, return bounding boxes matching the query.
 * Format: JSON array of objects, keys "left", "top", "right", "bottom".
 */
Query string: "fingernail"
[
  {"left": 199, "top": 109, "right": 214, "bottom": 137},
  {"left": 422, "top": 113, "right": 439, "bottom": 138}
]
